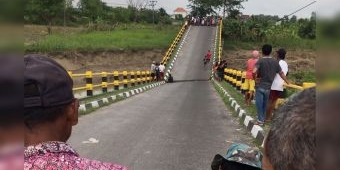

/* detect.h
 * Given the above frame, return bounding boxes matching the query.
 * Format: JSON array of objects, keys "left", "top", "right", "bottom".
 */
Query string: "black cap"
[
  {"left": 24, "top": 55, "right": 74, "bottom": 108},
  {"left": 277, "top": 48, "right": 287, "bottom": 58}
]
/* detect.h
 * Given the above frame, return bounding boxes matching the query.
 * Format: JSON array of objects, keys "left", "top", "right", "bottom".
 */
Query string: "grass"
[
  {"left": 25, "top": 24, "right": 181, "bottom": 52},
  {"left": 212, "top": 81, "right": 265, "bottom": 147}
]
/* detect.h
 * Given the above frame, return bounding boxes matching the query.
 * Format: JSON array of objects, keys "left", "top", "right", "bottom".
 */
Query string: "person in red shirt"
[
  {"left": 244, "top": 50, "right": 260, "bottom": 105},
  {"left": 204, "top": 50, "right": 212, "bottom": 67}
]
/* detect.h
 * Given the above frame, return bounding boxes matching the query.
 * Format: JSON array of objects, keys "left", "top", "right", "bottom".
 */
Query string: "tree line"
[
  {"left": 24, "top": 0, "right": 175, "bottom": 33},
  {"left": 188, "top": 0, "right": 316, "bottom": 42}
]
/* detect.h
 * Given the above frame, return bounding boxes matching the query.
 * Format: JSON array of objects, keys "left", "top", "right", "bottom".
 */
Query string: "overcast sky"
[{"left": 101, "top": 0, "right": 339, "bottom": 18}]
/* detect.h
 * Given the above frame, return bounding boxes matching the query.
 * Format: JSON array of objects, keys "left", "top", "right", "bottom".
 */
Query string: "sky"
[{"left": 100, "top": 0, "right": 338, "bottom": 19}]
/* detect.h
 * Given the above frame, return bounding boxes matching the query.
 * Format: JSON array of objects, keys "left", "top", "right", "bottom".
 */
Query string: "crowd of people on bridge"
[
  {"left": 188, "top": 16, "right": 218, "bottom": 26},
  {"left": 151, "top": 61, "right": 165, "bottom": 81}
]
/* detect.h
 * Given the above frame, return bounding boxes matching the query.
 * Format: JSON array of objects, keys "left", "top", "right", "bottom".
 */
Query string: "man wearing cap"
[
  {"left": 253, "top": 45, "right": 290, "bottom": 126},
  {"left": 244, "top": 50, "right": 260, "bottom": 106},
  {"left": 265, "top": 48, "right": 288, "bottom": 122},
  {"left": 0, "top": 56, "right": 23, "bottom": 170},
  {"left": 24, "top": 55, "right": 128, "bottom": 170}
]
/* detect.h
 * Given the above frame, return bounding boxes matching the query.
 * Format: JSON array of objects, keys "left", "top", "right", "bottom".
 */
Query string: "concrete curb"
[
  {"left": 212, "top": 79, "right": 265, "bottom": 145},
  {"left": 79, "top": 81, "right": 166, "bottom": 113}
]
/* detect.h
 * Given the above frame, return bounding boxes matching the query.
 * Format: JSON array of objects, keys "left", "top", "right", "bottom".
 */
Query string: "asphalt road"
[{"left": 69, "top": 26, "right": 253, "bottom": 170}]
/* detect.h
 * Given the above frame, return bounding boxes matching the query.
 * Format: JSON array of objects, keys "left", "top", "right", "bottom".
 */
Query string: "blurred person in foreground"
[
  {"left": 253, "top": 44, "right": 290, "bottom": 126},
  {"left": 317, "top": 88, "right": 340, "bottom": 170},
  {"left": 265, "top": 48, "right": 289, "bottom": 122},
  {"left": 262, "top": 87, "right": 316, "bottom": 170},
  {"left": 244, "top": 50, "right": 260, "bottom": 106},
  {"left": 24, "top": 55, "right": 128, "bottom": 170},
  {"left": 0, "top": 56, "right": 23, "bottom": 170}
]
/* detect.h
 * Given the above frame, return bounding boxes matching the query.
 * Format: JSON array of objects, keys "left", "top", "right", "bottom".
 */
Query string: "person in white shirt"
[
  {"left": 151, "top": 61, "right": 156, "bottom": 80},
  {"left": 266, "top": 49, "right": 288, "bottom": 121},
  {"left": 159, "top": 63, "right": 166, "bottom": 80}
]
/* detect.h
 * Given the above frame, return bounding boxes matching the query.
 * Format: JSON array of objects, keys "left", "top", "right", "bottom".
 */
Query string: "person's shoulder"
[{"left": 77, "top": 157, "right": 129, "bottom": 170}]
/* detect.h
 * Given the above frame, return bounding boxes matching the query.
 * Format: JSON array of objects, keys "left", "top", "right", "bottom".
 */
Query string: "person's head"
[
  {"left": 251, "top": 50, "right": 260, "bottom": 59},
  {"left": 263, "top": 87, "right": 316, "bottom": 170},
  {"left": 24, "top": 55, "right": 79, "bottom": 146},
  {"left": 262, "top": 44, "right": 272, "bottom": 56},
  {"left": 0, "top": 56, "right": 24, "bottom": 170},
  {"left": 276, "top": 48, "right": 286, "bottom": 60},
  {"left": 208, "top": 50, "right": 211, "bottom": 53}
]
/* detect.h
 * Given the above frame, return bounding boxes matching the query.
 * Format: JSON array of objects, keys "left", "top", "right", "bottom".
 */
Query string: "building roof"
[{"left": 174, "top": 7, "right": 187, "bottom": 13}]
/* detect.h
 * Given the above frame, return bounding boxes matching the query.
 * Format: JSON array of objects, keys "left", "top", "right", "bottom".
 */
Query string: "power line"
[{"left": 285, "top": 1, "right": 316, "bottom": 17}]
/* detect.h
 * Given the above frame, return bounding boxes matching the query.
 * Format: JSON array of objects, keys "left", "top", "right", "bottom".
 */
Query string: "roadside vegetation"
[
  {"left": 24, "top": 0, "right": 184, "bottom": 53},
  {"left": 25, "top": 24, "right": 181, "bottom": 52}
]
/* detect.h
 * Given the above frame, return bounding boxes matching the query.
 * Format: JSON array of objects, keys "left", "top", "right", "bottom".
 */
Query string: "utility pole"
[{"left": 149, "top": 0, "right": 157, "bottom": 25}]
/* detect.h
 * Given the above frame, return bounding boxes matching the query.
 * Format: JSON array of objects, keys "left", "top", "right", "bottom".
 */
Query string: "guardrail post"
[
  {"left": 241, "top": 71, "right": 246, "bottom": 94},
  {"left": 224, "top": 68, "right": 228, "bottom": 81},
  {"left": 137, "top": 71, "right": 141, "bottom": 85},
  {"left": 141, "top": 71, "right": 146, "bottom": 84},
  {"left": 123, "top": 71, "right": 128, "bottom": 88},
  {"left": 130, "top": 71, "right": 135, "bottom": 87},
  {"left": 86, "top": 71, "right": 93, "bottom": 96},
  {"left": 146, "top": 71, "right": 151, "bottom": 83},
  {"left": 236, "top": 71, "right": 242, "bottom": 91},
  {"left": 113, "top": 71, "right": 119, "bottom": 90},
  {"left": 101, "top": 72, "right": 108, "bottom": 93}
]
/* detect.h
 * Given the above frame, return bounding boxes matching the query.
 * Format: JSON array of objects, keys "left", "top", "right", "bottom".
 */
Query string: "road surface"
[{"left": 69, "top": 26, "right": 253, "bottom": 170}]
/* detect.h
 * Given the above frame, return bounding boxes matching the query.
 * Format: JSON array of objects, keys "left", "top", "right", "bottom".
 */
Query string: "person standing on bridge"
[
  {"left": 244, "top": 50, "right": 260, "bottom": 106},
  {"left": 204, "top": 50, "right": 212, "bottom": 68},
  {"left": 252, "top": 45, "right": 290, "bottom": 126},
  {"left": 151, "top": 61, "right": 156, "bottom": 81},
  {"left": 24, "top": 55, "right": 128, "bottom": 170},
  {"left": 265, "top": 48, "right": 289, "bottom": 122},
  {"left": 159, "top": 63, "right": 165, "bottom": 80}
]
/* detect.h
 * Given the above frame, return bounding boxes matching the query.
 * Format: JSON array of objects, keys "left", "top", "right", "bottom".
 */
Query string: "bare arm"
[
  {"left": 252, "top": 67, "right": 258, "bottom": 80},
  {"left": 279, "top": 71, "right": 290, "bottom": 84}
]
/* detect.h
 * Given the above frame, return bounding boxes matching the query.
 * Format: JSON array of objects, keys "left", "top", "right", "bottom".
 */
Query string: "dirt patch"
[
  {"left": 222, "top": 49, "right": 316, "bottom": 73},
  {"left": 34, "top": 49, "right": 165, "bottom": 73}
]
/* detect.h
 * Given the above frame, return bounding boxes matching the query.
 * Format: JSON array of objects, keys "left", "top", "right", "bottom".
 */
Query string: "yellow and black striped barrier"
[
  {"left": 223, "top": 68, "right": 316, "bottom": 108},
  {"left": 161, "top": 24, "right": 187, "bottom": 65},
  {"left": 69, "top": 70, "right": 153, "bottom": 97}
]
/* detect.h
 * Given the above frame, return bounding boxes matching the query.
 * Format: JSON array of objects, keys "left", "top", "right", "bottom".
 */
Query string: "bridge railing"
[
  {"left": 218, "top": 18, "right": 223, "bottom": 63},
  {"left": 68, "top": 70, "right": 153, "bottom": 99},
  {"left": 223, "top": 68, "right": 316, "bottom": 106},
  {"left": 161, "top": 24, "right": 187, "bottom": 65}
]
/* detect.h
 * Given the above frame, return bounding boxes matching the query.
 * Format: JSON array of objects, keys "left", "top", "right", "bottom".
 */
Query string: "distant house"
[{"left": 172, "top": 7, "right": 188, "bottom": 19}]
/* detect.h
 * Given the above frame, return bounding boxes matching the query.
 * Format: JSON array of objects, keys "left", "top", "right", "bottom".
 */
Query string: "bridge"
[{"left": 67, "top": 22, "right": 313, "bottom": 169}]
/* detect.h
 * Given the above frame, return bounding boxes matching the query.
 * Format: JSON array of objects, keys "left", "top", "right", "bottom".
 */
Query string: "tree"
[
  {"left": 127, "top": 0, "right": 148, "bottom": 22},
  {"left": 159, "top": 8, "right": 168, "bottom": 17},
  {"left": 25, "top": 0, "right": 65, "bottom": 34},
  {"left": 189, "top": 0, "right": 246, "bottom": 18},
  {"left": 290, "top": 15, "right": 297, "bottom": 23},
  {"left": 78, "top": 0, "right": 104, "bottom": 22}
]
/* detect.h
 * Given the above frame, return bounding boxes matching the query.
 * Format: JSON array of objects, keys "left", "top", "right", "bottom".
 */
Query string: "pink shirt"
[
  {"left": 246, "top": 58, "right": 258, "bottom": 79},
  {"left": 24, "top": 141, "right": 128, "bottom": 170}
]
